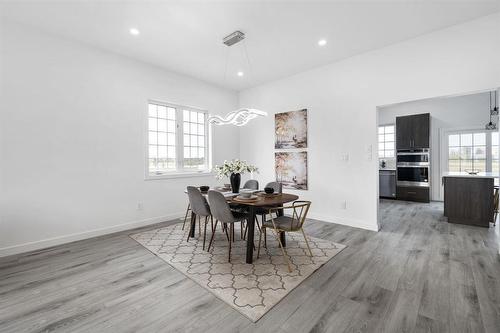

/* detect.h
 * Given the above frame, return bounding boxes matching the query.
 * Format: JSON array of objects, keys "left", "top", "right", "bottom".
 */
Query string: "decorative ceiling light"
[
  {"left": 207, "top": 31, "right": 267, "bottom": 126},
  {"left": 208, "top": 108, "right": 267, "bottom": 126},
  {"left": 486, "top": 90, "right": 498, "bottom": 130}
]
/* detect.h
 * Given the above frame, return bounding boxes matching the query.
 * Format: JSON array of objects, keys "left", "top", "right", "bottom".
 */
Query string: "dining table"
[{"left": 185, "top": 187, "right": 299, "bottom": 264}]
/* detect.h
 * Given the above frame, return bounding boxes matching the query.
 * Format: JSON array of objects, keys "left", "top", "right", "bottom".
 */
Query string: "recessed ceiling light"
[
  {"left": 318, "top": 39, "right": 327, "bottom": 46},
  {"left": 129, "top": 28, "right": 140, "bottom": 36},
  {"left": 237, "top": 71, "right": 244, "bottom": 77}
]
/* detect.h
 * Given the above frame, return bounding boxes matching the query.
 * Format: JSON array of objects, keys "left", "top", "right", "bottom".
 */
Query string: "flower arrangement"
[{"left": 214, "top": 159, "right": 258, "bottom": 179}]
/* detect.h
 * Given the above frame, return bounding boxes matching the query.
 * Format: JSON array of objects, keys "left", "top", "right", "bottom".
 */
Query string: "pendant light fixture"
[
  {"left": 207, "top": 31, "right": 267, "bottom": 126},
  {"left": 486, "top": 90, "right": 498, "bottom": 130}
]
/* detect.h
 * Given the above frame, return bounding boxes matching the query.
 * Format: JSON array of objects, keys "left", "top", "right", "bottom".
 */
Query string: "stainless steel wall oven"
[{"left": 396, "top": 149, "right": 430, "bottom": 187}]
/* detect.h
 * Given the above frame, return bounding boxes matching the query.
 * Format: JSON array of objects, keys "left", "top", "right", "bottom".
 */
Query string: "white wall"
[
  {"left": 378, "top": 92, "right": 494, "bottom": 201},
  {"left": 239, "top": 13, "right": 500, "bottom": 231},
  {"left": 2, "top": 13, "right": 500, "bottom": 255},
  {"left": 0, "top": 21, "right": 239, "bottom": 256}
]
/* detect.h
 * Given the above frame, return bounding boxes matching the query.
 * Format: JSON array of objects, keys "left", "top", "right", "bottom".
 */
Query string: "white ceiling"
[{"left": 1, "top": 1, "right": 499, "bottom": 91}]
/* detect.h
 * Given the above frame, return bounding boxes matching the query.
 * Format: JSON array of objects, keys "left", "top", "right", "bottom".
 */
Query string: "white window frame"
[
  {"left": 378, "top": 124, "right": 395, "bottom": 159},
  {"left": 439, "top": 127, "right": 499, "bottom": 200},
  {"left": 145, "top": 100, "right": 213, "bottom": 180}
]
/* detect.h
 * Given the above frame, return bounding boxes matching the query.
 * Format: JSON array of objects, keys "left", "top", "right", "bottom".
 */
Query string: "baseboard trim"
[
  {"left": 307, "top": 213, "right": 379, "bottom": 232},
  {"left": 1, "top": 211, "right": 377, "bottom": 258},
  {"left": 0, "top": 212, "right": 184, "bottom": 258}
]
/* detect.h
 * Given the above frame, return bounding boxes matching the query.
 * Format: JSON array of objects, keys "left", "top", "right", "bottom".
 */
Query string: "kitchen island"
[{"left": 442, "top": 172, "right": 498, "bottom": 227}]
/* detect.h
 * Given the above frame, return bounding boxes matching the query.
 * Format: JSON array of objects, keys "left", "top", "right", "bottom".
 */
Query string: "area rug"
[{"left": 130, "top": 222, "right": 346, "bottom": 322}]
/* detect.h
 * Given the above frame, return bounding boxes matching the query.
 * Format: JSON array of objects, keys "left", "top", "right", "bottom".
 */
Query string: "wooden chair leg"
[
  {"left": 207, "top": 220, "right": 218, "bottom": 252},
  {"left": 210, "top": 215, "right": 214, "bottom": 232},
  {"left": 223, "top": 223, "right": 230, "bottom": 241},
  {"left": 264, "top": 225, "right": 267, "bottom": 248},
  {"left": 273, "top": 229, "right": 292, "bottom": 272},
  {"left": 202, "top": 216, "right": 208, "bottom": 250},
  {"left": 254, "top": 216, "right": 262, "bottom": 233},
  {"left": 257, "top": 227, "right": 263, "bottom": 258},
  {"left": 240, "top": 221, "right": 244, "bottom": 239},
  {"left": 186, "top": 213, "right": 195, "bottom": 242},
  {"left": 228, "top": 224, "right": 233, "bottom": 262},
  {"left": 198, "top": 216, "right": 201, "bottom": 237},
  {"left": 182, "top": 204, "right": 190, "bottom": 230},
  {"left": 243, "top": 223, "right": 248, "bottom": 240},
  {"left": 301, "top": 229, "right": 313, "bottom": 256}
]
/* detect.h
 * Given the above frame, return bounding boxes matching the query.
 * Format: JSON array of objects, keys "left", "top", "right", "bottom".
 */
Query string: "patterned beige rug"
[{"left": 130, "top": 222, "right": 346, "bottom": 322}]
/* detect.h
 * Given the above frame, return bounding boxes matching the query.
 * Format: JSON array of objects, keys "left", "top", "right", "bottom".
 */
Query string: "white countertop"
[{"left": 442, "top": 172, "right": 499, "bottom": 178}]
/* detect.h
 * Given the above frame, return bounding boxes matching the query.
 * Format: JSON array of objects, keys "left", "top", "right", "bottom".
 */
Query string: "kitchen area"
[
  {"left": 378, "top": 90, "right": 499, "bottom": 227},
  {"left": 379, "top": 113, "right": 431, "bottom": 202}
]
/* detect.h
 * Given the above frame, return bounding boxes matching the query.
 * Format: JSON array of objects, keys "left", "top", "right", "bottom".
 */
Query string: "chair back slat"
[{"left": 292, "top": 201, "right": 311, "bottom": 230}]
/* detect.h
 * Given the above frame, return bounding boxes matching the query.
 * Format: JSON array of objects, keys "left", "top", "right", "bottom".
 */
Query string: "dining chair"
[
  {"left": 207, "top": 190, "right": 249, "bottom": 262},
  {"left": 243, "top": 179, "right": 259, "bottom": 190},
  {"left": 264, "top": 181, "right": 282, "bottom": 194},
  {"left": 186, "top": 186, "right": 213, "bottom": 250},
  {"left": 257, "top": 200, "right": 312, "bottom": 272}
]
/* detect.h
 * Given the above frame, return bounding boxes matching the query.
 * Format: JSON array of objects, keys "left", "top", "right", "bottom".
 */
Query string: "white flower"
[{"left": 213, "top": 159, "right": 259, "bottom": 180}]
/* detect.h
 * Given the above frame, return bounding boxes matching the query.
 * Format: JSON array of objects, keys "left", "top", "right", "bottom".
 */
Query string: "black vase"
[{"left": 230, "top": 173, "right": 241, "bottom": 193}]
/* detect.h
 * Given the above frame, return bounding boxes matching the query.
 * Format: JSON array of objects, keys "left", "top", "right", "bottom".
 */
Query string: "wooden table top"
[
  {"left": 227, "top": 193, "right": 299, "bottom": 206},
  {"left": 184, "top": 188, "right": 299, "bottom": 206}
]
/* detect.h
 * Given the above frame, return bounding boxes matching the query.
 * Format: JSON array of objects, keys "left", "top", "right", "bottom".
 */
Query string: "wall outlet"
[
  {"left": 340, "top": 200, "right": 347, "bottom": 210},
  {"left": 137, "top": 202, "right": 144, "bottom": 211}
]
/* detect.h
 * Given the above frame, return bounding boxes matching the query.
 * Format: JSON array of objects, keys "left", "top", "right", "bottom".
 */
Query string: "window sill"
[{"left": 145, "top": 171, "right": 215, "bottom": 180}]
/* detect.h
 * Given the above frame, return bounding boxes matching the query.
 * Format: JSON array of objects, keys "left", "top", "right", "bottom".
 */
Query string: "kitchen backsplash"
[{"left": 379, "top": 158, "right": 396, "bottom": 170}]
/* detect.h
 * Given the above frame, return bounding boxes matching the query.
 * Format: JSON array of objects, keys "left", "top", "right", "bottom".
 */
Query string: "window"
[
  {"left": 147, "top": 101, "right": 209, "bottom": 177},
  {"left": 183, "top": 110, "right": 207, "bottom": 170},
  {"left": 378, "top": 124, "right": 395, "bottom": 158},
  {"left": 447, "top": 130, "right": 498, "bottom": 173},
  {"left": 492, "top": 132, "right": 499, "bottom": 173}
]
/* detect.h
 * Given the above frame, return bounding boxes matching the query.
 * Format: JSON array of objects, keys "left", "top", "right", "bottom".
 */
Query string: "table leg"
[
  {"left": 277, "top": 207, "right": 286, "bottom": 247},
  {"left": 246, "top": 206, "right": 256, "bottom": 264},
  {"left": 189, "top": 211, "right": 196, "bottom": 238}
]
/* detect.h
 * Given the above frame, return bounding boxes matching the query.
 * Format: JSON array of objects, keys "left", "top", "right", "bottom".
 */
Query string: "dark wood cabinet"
[
  {"left": 395, "top": 116, "right": 413, "bottom": 150},
  {"left": 443, "top": 176, "right": 494, "bottom": 227},
  {"left": 396, "top": 113, "right": 430, "bottom": 150},
  {"left": 411, "top": 113, "right": 430, "bottom": 148},
  {"left": 396, "top": 186, "right": 430, "bottom": 203}
]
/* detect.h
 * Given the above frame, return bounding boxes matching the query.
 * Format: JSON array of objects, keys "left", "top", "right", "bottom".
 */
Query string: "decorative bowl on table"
[
  {"left": 264, "top": 187, "right": 275, "bottom": 194},
  {"left": 465, "top": 169, "right": 480, "bottom": 175},
  {"left": 234, "top": 194, "right": 259, "bottom": 202},
  {"left": 239, "top": 189, "right": 253, "bottom": 198},
  {"left": 199, "top": 186, "right": 210, "bottom": 193}
]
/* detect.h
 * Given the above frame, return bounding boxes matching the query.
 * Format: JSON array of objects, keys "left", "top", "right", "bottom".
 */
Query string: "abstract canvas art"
[
  {"left": 275, "top": 151, "right": 308, "bottom": 190},
  {"left": 275, "top": 109, "right": 307, "bottom": 149}
]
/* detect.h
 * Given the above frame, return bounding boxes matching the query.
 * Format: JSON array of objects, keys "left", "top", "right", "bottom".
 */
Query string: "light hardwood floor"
[{"left": 1, "top": 200, "right": 499, "bottom": 332}]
